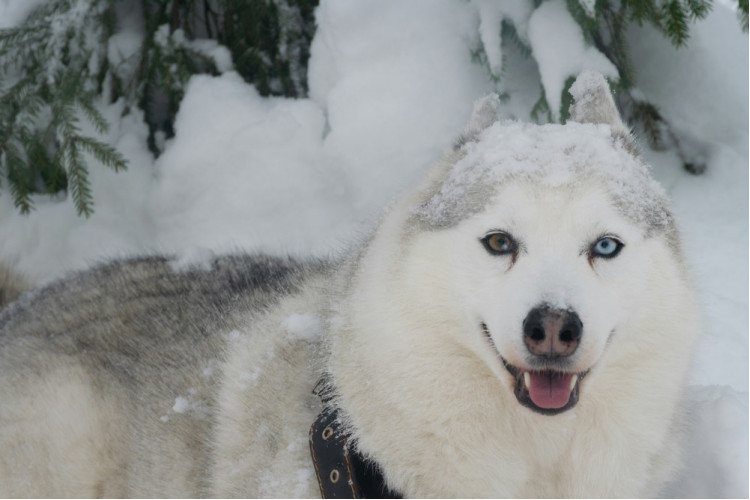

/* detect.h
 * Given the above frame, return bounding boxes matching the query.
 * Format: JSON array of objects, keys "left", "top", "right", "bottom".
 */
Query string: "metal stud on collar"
[
  {"left": 329, "top": 469, "right": 340, "bottom": 484},
  {"left": 309, "top": 405, "right": 402, "bottom": 498}
]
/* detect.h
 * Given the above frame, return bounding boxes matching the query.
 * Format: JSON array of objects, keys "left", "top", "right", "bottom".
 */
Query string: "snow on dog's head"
[{"left": 412, "top": 72, "right": 672, "bottom": 236}]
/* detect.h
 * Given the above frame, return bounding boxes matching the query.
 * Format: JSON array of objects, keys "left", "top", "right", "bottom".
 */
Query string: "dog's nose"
[{"left": 523, "top": 305, "right": 582, "bottom": 358}]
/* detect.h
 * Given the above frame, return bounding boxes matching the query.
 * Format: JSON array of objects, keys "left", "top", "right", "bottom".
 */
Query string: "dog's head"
[
  {"left": 430, "top": 177, "right": 668, "bottom": 415},
  {"left": 400, "top": 72, "right": 680, "bottom": 415},
  {"left": 331, "top": 72, "right": 696, "bottom": 498}
]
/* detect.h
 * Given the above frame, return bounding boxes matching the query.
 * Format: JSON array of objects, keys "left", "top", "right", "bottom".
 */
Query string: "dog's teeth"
[
  {"left": 570, "top": 374, "right": 579, "bottom": 390},
  {"left": 523, "top": 372, "right": 531, "bottom": 389}
]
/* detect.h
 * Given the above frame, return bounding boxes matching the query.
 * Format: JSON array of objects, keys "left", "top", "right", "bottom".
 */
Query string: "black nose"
[{"left": 523, "top": 305, "right": 582, "bottom": 358}]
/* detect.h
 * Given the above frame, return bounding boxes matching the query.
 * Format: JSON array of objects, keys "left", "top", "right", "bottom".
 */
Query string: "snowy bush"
[
  {"left": 0, "top": 0, "right": 126, "bottom": 216},
  {"left": 0, "top": 0, "right": 316, "bottom": 216},
  {"left": 0, "top": 0, "right": 746, "bottom": 216},
  {"left": 470, "top": 0, "right": 749, "bottom": 174}
]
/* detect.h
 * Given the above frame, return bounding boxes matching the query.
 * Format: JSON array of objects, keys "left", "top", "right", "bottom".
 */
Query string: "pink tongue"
[{"left": 528, "top": 372, "right": 573, "bottom": 409}]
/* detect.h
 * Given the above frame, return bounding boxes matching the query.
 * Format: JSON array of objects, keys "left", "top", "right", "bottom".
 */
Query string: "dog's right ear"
[
  {"left": 455, "top": 93, "right": 501, "bottom": 148},
  {"left": 569, "top": 71, "right": 638, "bottom": 154}
]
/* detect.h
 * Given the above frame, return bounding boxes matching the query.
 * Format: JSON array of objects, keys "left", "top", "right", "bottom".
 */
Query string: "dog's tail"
[{"left": 0, "top": 263, "right": 29, "bottom": 309}]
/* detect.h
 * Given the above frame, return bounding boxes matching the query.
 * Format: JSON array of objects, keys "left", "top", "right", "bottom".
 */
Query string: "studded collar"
[{"left": 308, "top": 382, "right": 401, "bottom": 499}]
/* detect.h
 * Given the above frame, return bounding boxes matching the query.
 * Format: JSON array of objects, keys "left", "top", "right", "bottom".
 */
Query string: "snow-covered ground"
[{"left": 0, "top": 1, "right": 747, "bottom": 497}]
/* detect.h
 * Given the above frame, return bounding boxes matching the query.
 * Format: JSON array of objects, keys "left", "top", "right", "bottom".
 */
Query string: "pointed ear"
[
  {"left": 456, "top": 93, "right": 501, "bottom": 148},
  {"left": 569, "top": 71, "right": 638, "bottom": 154},
  {"left": 569, "top": 71, "right": 629, "bottom": 131}
]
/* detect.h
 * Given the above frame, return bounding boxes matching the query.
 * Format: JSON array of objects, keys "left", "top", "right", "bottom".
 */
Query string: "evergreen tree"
[
  {"left": 475, "top": 0, "right": 745, "bottom": 174},
  {"left": 568, "top": 0, "right": 715, "bottom": 173},
  {"left": 0, "top": 0, "right": 744, "bottom": 216},
  {"left": 216, "top": 0, "right": 317, "bottom": 98},
  {"left": 0, "top": 0, "right": 126, "bottom": 216},
  {"left": 0, "top": 0, "right": 317, "bottom": 216}
]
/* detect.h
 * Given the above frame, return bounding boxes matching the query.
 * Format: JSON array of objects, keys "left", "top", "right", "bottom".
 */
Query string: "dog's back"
[{"left": 0, "top": 254, "right": 327, "bottom": 497}]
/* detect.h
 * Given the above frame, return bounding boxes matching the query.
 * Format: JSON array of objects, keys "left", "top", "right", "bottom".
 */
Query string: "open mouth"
[
  {"left": 482, "top": 323, "right": 588, "bottom": 415},
  {"left": 500, "top": 358, "right": 588, "bottom": 415}
]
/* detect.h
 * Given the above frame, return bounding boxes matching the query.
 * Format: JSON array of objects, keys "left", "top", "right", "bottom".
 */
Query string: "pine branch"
[
  {"left": 630, "top": 100, "right": 666, "bottom": 148},
  {"left": 686, "top": 0, "right": 712, "bottom": 19},
  {"left": 63, "top": 138, "right": 94, "bottom": 217},
  {"left": 603, "top": 2, "right": 637, "bottom": 90},
  {"left": 76, "top": 92, "right": 110, "bottom": 135},
  {"left": 624, "top": 0, "right": 659, "bottom": 25},
  {"left": 75, "top": 135, "right": 127, "bottom": 172},
  {"left": 531, "top": 86, "right": 554, "bottom": 124},
  {"left": 566, "top": 0, "right": 599, "bottom": 41},
  {"left": 470, "top": 46, "right": 501, "bottom": 84},
  {"left": 738, "top": 0, "right": 749, "bottom": 31},
  {"left": 558, "top": 76, "right": 578, "bottom": 123},
  {"left": 660, "top": 0, "right": 691, "bottom": 46},
  {"left": 2, "top": 0, "right": 320, "bottom": 215},
  {"left": 501, "top": 19, "right": 531, "bottom": 58},
  {"left": 4, "top": 142, "right": 34, "bottom": 214},
  {"left": 0, "top": 0, "right": 131, "bottom": 215}
]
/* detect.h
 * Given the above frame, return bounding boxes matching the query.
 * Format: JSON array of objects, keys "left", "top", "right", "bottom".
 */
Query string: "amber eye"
[{"left": 480, "top": 231, "right": 517, "bottom": 256}]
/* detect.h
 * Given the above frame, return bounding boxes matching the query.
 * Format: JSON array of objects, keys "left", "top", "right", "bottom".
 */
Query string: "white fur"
[{"left": 329, "top": 176, "right": 697, "bottom": 497}]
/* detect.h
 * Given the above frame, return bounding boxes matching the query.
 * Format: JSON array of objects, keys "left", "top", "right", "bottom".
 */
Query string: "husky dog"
[{"left": 0, "top": 72, "right": 697, "bottom": 498}]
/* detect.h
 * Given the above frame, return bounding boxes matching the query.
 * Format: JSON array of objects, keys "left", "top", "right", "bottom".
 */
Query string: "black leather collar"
[{"left": 309, "top": 382, "right": 401, "bottom": 498}]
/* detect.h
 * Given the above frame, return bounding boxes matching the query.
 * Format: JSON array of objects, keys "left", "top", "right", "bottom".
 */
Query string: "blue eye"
[{"left": 591, "top": 236, "right": 624, "bottom": 259}]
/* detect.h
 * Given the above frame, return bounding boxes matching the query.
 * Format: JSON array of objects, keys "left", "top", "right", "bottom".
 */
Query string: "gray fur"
[{"left": 0, "top": 254, "right": 331, "bottom": 497}]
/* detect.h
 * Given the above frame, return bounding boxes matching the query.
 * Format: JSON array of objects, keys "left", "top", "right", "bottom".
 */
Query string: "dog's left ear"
[
  {"left": 569, "top": 71, "right": 637, "bottom": 153},
  {"left": 456, "top": 93, "right": 501, "bottom": 148}
]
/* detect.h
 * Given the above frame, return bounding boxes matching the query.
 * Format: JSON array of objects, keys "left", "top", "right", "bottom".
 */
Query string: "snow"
[
  {"left": 0, "top": 1, "right": 746, "bottom": 497},
  {"left": 416, "top": 119, "right": 671, "bottom": 231},
  {"left": 628, "top": 4, "right": 748, "bottom": 150},
  {"left": 148, "top": 72, "right": 352, "bottom": 257},
  {"left": 168, "top": 246, "right": 215, "bottom": 274},
  {"left": 45, "top": 0, "right": 101, "bottom": 87},
  {"left": 0, "top": 0, "right": 46, "bottom": 29},
  {"left": 527, "top": 0, "right": 618, "bottom": 120},
  {"left": 462, "top": 93, "right": 502, "bottom": 141},
  {"left": 172, "top": 395, "right": 191, "bottom": 414},
  {"left": 107, "top": 31, "right": 142, "bottom": 77},
  {"left": 474, "top": 0, "right": 505, "bottom": 76},
  {"left": 187, "top": 39, "right": 233, "bottom": 73},
  {"left": 472, "top": 0, "right": 534, "bottom": 78},
  {"left": 308, "top": 0, "right": 493, "bottom": 213},
  {"left": 568, "top": 70, "right": 626, "bottom": 130},
  {"left": 152, "top": 25, "right": 233, "bottom": 74},
  {"left": 578, "top": 0, "right": 597, "bottom": 18},
  {"left": 282, "top": 313, "right": 324, "bottom": 341},
  {"left": 169, "top": 389, "right": 206, "bottom": 416},
  {"left": 664, "top": 385, "right": 749, "bottom": 497}
]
